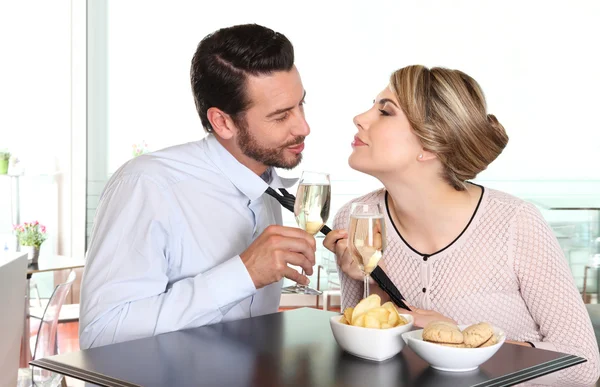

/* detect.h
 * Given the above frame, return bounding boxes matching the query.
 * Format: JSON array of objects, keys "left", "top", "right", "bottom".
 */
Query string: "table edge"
[
  {"left": 31, "top": 358, "right": 140, "bottom": 387},
  {"left": 31, "top": 351, "right": 586, "bottom": 387},
  {"left": 473, "top": 354, "right": 586, "bottom": 387}
]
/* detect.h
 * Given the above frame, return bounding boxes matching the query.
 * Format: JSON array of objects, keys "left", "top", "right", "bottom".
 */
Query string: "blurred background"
[{"left": 1, "top": 0, "right": 599, "bottom": 308}]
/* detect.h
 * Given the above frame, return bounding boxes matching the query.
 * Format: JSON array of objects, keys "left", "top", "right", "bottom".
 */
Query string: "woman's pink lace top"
[{"left": 334, "top": 187, "right": 599, "bottom": 386}]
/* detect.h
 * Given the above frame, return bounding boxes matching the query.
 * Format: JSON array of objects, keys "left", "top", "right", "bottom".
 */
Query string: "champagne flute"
[
  {"left": 281, "top": 171, "right": 331, "bottom": 295},
  {"left": 348, "top": 202, "right": 386, "bottom": 298}
]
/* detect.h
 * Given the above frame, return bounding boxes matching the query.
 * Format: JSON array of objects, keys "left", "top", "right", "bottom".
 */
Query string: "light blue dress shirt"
[{"left": 79, "top": 135, "right": 296, "bottom": 349}]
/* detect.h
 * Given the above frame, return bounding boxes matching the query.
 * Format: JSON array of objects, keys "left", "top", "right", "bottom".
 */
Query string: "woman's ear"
[{"left": 417, "top": 149, "right": 436, "bottom": 161}]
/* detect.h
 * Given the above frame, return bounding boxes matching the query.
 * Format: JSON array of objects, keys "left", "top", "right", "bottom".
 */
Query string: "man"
[{"left": 79, "top": 24, "right": 315, "bottom": 349}]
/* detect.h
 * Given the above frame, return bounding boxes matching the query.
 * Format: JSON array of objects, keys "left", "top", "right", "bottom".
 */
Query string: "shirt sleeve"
[
  {"left": 79, "top": 174, "right": 257, "bottom": 349},
  {"left": 511, "top": 202, "right": 600, "bottom": 386},
  {"left": 333, "top": 202, "right": 363, "bottom": 311}
]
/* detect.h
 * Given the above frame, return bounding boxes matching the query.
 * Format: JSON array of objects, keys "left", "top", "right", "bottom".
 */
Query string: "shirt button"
[
  {"left": 422, "top": 288, "right": 427, "bottom": 293},
  {"left": 423, "top": 255, "right": 428, "bottom": 262}
]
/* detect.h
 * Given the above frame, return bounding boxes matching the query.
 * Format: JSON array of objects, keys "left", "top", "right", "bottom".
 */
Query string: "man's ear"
[{"left": 207, "top": 107, "right": 235, "bottom": 140}]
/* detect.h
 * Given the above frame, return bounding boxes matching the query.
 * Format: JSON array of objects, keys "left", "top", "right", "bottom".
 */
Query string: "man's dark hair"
[{"left": 190, "top": 24, "right": 295, "bottom": 132}]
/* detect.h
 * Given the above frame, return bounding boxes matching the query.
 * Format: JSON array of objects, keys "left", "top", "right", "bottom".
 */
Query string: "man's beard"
[{"left": 236, "top": 120, "right": 304, "bottom": 170}]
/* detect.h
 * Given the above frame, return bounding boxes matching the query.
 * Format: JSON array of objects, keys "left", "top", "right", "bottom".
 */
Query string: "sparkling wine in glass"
[
  {"left": 281, "top": 171, "right": 330, "bottom": 295},
  {"left": 348, "top": 202, "right": 386, "bottom": 298}
]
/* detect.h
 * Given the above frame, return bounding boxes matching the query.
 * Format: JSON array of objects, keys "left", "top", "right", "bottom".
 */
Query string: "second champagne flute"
[{"left": 348, "top": 202, "right": 386, "bottom": 298}]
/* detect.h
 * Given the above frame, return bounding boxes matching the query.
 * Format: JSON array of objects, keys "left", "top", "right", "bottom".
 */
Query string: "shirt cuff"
[
  {"left": 199, "top": 255, "right": 257, "bottom": 312},
  {"left": 527, "top": 341, "right": 560, "bottom": 385}
]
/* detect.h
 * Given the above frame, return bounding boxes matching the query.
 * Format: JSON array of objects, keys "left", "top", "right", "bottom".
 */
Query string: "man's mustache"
[{"left": 282, "top": 136, "right": 305, "bottom": 148}]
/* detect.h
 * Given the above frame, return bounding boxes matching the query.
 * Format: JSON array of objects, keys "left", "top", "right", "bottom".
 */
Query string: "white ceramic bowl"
[
  {"left": 329, "top": 314, "right": 414, "bottom": 362},
  {"left": 401, "top": 325, "right": 506, "bottom": 372}
]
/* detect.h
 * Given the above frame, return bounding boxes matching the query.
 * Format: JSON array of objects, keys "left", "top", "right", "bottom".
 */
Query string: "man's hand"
[{"left": 240, "top": 225, "right": 316, "bottom": 289}]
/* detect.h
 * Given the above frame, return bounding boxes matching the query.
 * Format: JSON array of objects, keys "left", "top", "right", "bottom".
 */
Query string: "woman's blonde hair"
[{"left": 390, "top": 65, "right": 509, "bottom": 190}]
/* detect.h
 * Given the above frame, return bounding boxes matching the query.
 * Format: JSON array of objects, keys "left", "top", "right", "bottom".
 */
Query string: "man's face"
[{"left": 234, "top": 66, "right": 309, "bottom": 170}]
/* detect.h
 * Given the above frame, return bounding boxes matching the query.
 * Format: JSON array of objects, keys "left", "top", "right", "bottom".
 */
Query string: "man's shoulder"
[{"left": 110, "top": 139, "right": 226, "bottom": 190}]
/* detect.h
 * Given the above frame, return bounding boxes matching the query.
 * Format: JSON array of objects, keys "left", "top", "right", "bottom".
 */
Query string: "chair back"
[
  {"left": 30, "top": 270, "right": 76, "bottom": 385},
  {"left": 320, "top": 249, "right": 340, "bottom": 289}
]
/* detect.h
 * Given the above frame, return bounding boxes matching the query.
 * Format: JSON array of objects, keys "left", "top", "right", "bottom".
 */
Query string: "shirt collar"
[
  {"left": 205, "top": 135, "right": 298, "bottom": 200},
  {"left": 262, "top": 168, "right": 298, "bottom": 190}
]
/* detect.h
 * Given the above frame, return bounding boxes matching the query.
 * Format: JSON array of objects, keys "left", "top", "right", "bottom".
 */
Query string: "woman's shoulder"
[
  {"left": 332, "top": 188, "right": 386, "bottom": 229},
  {"left": 481, "top": 185, "right": 542, "bottom": 223}
]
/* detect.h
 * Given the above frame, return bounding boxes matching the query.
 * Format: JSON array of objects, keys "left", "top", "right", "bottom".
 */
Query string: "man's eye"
[{"left": 275, "top": 112, "right": 289, "bottom": 122}]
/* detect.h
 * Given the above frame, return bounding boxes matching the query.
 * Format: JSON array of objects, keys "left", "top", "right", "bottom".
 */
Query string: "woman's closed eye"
[{"left": 379, "top": 109, "right": 391, "bottom": 116}]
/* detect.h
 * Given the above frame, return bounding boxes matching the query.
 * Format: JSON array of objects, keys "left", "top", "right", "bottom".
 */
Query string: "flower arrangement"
[
  {"left": 132, "top": 141, "right": 149, "bottom": 157},
  {"left": 14, "top": 221, "right": 47, "bottom": 248}
]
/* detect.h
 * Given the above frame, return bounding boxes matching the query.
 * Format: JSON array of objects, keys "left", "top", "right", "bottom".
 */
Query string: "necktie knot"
[{"left": 265, "top": 187, "right": 295, "bottom": 211}]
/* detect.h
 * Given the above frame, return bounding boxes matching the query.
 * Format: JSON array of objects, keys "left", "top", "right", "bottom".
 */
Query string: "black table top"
[{"left": 31, "top": 308, "right": 584, "bottom": 387}]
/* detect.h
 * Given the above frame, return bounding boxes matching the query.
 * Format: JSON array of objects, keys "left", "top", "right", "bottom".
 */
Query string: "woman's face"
[{"left": 349, "top": 85, "right": 424, "bottom": 178}]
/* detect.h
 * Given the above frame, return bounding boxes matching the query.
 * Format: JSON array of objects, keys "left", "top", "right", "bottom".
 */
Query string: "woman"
[{"left": 324, "top": 65, "right": 599, "bottom": 386}]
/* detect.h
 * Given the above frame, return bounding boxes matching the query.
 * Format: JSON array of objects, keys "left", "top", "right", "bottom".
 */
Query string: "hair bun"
[
  {"left": 487, "top": 114, "right": 505, "bottom": 135},
  {"left": 483, "top": 113, "right": 509, "bottom": 164}
]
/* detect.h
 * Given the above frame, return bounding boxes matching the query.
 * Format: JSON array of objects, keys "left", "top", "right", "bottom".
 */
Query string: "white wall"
[{"left": 100, "top": 0, "right": 600, "bottom": 181}]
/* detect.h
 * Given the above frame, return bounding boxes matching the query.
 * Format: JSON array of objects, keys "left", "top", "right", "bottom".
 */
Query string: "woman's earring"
[{"left": 418, "top": 154, "right": 423, "bottom": 160}]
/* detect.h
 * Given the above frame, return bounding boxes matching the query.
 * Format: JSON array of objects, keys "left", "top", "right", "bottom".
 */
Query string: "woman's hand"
[
  {"left": 323, "top": 229, "right": 390, "bottom": 304},
  {"left": 323, "top": 229, "right": 363, "bottom": 282},
  {"left": 403, "top": 305, "right": 457, "bottom": 328}
]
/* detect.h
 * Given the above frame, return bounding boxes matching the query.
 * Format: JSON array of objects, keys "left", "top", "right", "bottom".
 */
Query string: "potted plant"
[
  {"left": 0, "top": 150, "right": 9, "bottom": 175},
  {"left": 14, "top": 221, "right": 47, "bottom": 264}
]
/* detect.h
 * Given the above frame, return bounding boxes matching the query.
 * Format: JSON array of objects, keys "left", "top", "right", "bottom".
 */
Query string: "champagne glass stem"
[
  {"left": 363, "top": 274, "right": 370, "bottom": 298},
  {"left": 297, "top": 269, "right": 308, "bottom": 290}
]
